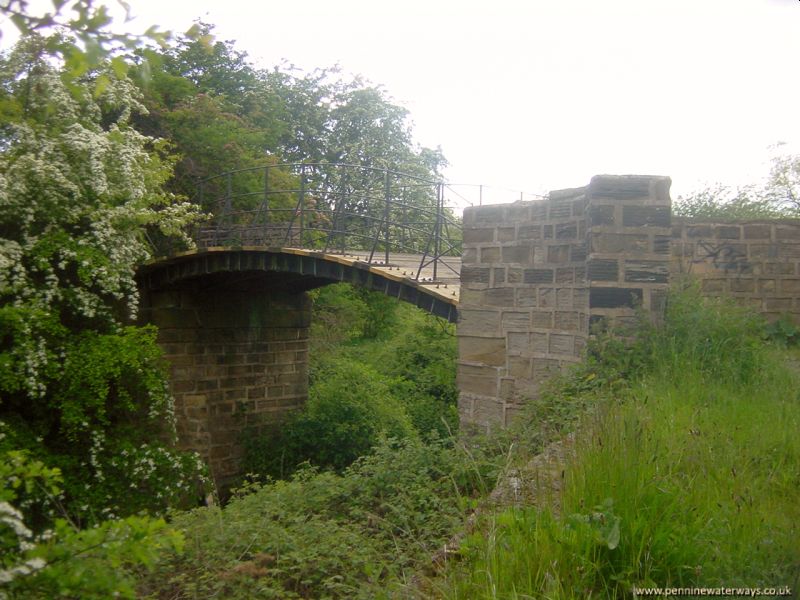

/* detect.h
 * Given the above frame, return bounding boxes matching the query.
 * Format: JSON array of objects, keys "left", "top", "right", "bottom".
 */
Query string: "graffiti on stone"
[{"left": 693, "top": 240, "right": 751, "bottom": 273}]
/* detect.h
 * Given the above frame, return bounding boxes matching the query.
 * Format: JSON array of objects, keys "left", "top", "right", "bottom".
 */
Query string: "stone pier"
[
  {"left": 140, "top": 283, "right": 310, "bottom": 486},
  {"left": 457, "top": 175, "right": 672, "bottom": 429}
]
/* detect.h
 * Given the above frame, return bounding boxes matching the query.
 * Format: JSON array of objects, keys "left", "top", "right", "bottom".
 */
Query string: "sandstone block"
[
  {"left": 463, "top": 227, "right": 495, "bottom": 244},
  {"left": 480, "top": 246, "right": 500, "bottom": 263},
  {"left": 502, "top": 311, "right": 531, "bottom": 331},
  {"left": 459, "top": 336, "right": 506, "bottom": 366}
]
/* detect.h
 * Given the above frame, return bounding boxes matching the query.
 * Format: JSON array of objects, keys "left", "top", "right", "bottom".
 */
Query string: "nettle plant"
[{"left": 0, "top": 35, "right": 208, "bottom": 522}]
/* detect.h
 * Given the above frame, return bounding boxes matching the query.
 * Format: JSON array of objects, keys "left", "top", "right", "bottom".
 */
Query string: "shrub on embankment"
[
  {"left": 436, "top": 285, "right": 800, "bottom": 598},
  {"left": 243, "top": 284, "right": 460, "bottom": 480},
  {"left": 137, "top": 436, "right": 502, "bottom": 599}
]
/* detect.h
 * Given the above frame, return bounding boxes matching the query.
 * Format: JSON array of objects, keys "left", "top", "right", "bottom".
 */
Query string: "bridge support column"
[
  {"left": 457, "top": 175, "right": 671, "bottom": 430},
  {"left": 140, "top": 286, "right": 310, "bottom": 487}
]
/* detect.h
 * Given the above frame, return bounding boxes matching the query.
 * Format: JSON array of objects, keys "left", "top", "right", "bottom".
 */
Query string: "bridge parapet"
[{"left": 457, "top": 175, "right": 672, "bottom": 428}]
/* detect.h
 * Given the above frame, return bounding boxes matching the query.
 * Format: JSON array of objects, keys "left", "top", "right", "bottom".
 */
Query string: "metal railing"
[{"left": 194, "top": 163, "right": 467, "bottom": 282}]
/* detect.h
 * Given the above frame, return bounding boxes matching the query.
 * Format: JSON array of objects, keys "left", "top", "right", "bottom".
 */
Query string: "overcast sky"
[{"left": 3, "top": 0, "right": 800, "bottom": 204}]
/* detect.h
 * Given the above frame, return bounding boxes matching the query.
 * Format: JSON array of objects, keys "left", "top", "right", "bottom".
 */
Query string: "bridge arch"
[
  {"left": 137, "top": 168, "right": 680, "bottom": 487},
  {"left": 137, "top": 162, "right": 476, "bottom": 487},
  {"left": 138, "top": 247, "right": 459, "bottom": 323},
  {"left": 136, "top": 247, "right": 460, "bottom": 488}
]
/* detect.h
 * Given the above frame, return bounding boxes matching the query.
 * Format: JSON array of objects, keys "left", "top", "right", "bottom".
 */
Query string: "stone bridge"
[
  {"left": 137, "top": 247, "right": 460, "bottom": 482},
  {"left": 138, "top": 166, "right": 800, "bottom": 485}
]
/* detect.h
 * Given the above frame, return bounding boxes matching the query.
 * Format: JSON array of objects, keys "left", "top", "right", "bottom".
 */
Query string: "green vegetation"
[
  {"left": 130, "top": 21, "right": 447, "bottom": 206},
  {"left": 674, "top": 146, "right": 800, "bottom": 219},
  {"left": 136, "top": 285, "right": 800, "bottom": 599},
  {"left": 243, "top": 284, "right": 459, "bottom": 479},
  {"left": 135, "top": 286, "right": 484, "bottom": 599},
  {"left": 0, "top": 23, "right": 206, "bottom": 596},
  {"left": 2, "top": 3, "right": 799, "bottom": 598},
  {"left": 0, "top": 4, "right": 451, "bottom": 594},
  {"left": 435, "top": 286, "right": 800, "bottom": 598},
  {"left": 138, "top": 437, "right": 497, "bottom": 600}
]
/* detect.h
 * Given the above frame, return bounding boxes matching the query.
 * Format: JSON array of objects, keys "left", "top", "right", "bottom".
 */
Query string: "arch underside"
[{"left": 138, "top": 248, "right": 459, "bottom": 323}]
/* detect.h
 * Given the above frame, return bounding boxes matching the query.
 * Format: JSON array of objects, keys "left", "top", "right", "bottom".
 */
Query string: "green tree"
[
  {"left": 131, "top": 24, "right": 289, "bottom": 201},
  {"left": 132, "top": 26, "right": 448, "bottom": 219},
  {"left": 0, "top": 8, "right": 201, "bottom": 596},
  {"left": 765, "top": 146, "right": 800, "bottom": 215},
  {"left": 1, "top": 0, "right": 171, "bottom": 85},
  {"left": 675, "top": 148, "right": 800, "bottom": 219},
  {"left": 673, "top": 183, "right": 781, "bottom": 219},
  {"left": 0, "top": 35, "right": 205, "bottom": 520}
]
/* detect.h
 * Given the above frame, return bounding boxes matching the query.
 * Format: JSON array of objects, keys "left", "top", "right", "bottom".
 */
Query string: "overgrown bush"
[
  {"left": 244, "top": 358, "right": 417, "bottom": 478},
  {"left": 309, "top": 284, "right": 401, "bottom": 350},
  {"left": 1, "top": 450, "right": 184, "bottom": 599},
  {"left": 575, "top": 282, "right": 773, "bottom": 389},
  {"left": 437, "top": 280, "right": 800, "bottom": 598},
  {"left": 383, "top": 318, "right": 459, "bottom": 439},
  {"left": 0, "top": 37, "right": 207, "bottom": 526},
  {"left": 140, "top": 436, "right": 504, "bottom": 599},
  {"left": 246, "top": 284, "right": 460, "bottom": 479},
  {"left": 644, "top": 281, "right": 772, "bottom": 385},
  {"left": 765, "top": 314, "right": 800, "bottom": 347}
]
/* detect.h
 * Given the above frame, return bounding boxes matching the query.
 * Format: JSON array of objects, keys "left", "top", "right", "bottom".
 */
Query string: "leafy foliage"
[
  {"left": 245, "top": 358, "right": 417, "bottom": 478},
  {"left": 765, "top": 314, "right": 800, "bottom": 347},
  {"left": 1, "top": 449, "right": 184, "bottom": 599},
  {"left": 245, "top": 284, "right": 459, "bottom": 479},
  {"left": 140, "top": 436, "right": 503, "bottom": 600},
  {"left": 0, "top": 35, "right": 206, "bottom": 522},
  {"left": 675, "top": 148, "right": 800, "bottom": 219},
  {"left": 765, "top": 145, "right": 800, "bottom": 215},
  {"left": 673, "top": 183, "right": 782, "bottom": 219},
  {"left": 0, "top": 0, "right": 171, "bottom": 85},
  {"left": 437, "top": 285, "right": 800, "bottom": 598},
  {"left": 130, "top": 22, "right": 448, "bottom": 227}
]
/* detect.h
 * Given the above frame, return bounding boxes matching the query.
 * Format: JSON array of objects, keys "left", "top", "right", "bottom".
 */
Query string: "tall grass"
[{"left": 437, "top": 287, "right": 800, "bottom": 598}]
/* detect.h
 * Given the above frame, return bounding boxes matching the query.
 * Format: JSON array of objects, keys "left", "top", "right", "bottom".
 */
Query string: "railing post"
[
  {"left": 340, "top": 168, "right": 348, "bottom": 254},
  {"left": 384, "top": 168, "right": 391, "bottom": 265},
  {"left": 400, "top": 187, "right": 406, "bottom": 252},
  {"left": 217, "top": 173, "right": 232, "bottom": 246},
  {"left": 434, "top": 182, "right": 443, "bottom": 281},
  {"left": 264, "top": 165, "right": 270, "bottom": 218},
  {"left": 225, "top": 172, "right": 232, "bottom": 217},
  {"left": 299, "top": 164, "right": 306, "bottom": 247}
]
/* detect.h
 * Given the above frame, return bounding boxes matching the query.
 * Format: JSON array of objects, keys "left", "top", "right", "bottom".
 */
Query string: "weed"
[{"left": 435, "top": 285, "right": 800, "bottom": 598}]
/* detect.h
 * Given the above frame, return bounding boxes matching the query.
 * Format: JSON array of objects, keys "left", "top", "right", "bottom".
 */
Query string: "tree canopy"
[
  {"left": 131, "top": 23, "right": 447, "bottom": 200},
  {"left": 674, "top": 149, "right": 800, "bottom": 220}
]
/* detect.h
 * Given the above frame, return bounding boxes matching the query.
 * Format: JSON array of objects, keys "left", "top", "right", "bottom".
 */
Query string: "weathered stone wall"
[
  {"left": 457, "top": 175, "right": 672, "bottom": 430},
  {"left": 457, "top": 186, "right": 590, "bottom": 427},
  {"left": 140, "top": 287, "right": 310, "bottom": 486},
  {"left": 671, "top": 218, "right": 800, "bottom": 322},
  {"left": 586, "top": 175, "right": 672, "bottom": 328}
]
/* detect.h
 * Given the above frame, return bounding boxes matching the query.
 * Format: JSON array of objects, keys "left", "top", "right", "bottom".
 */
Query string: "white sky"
[{"left": 3, "top": 0, "right": 800, "bottom": 203}]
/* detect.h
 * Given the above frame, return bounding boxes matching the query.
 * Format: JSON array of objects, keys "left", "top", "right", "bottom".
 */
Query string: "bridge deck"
[
  {"left": 147, "top": 247, "right": 461, "bottom": 307},
  {"left": 261, "top": 248, "right": 461, "bottom": 306},
  {"left": 324, "top": 250, "right": 461, "bottom": 304}
]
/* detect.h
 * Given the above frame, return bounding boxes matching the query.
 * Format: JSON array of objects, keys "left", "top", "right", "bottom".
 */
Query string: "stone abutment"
[
  {"left": 140, "top": 284, "right": 310, "bottom": 486},
  {"left": 456, "top": 175, "right": 671, "bottom": 429},
  {"left": 456, "top": 174, "right": 800, "bottom": 431}
]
